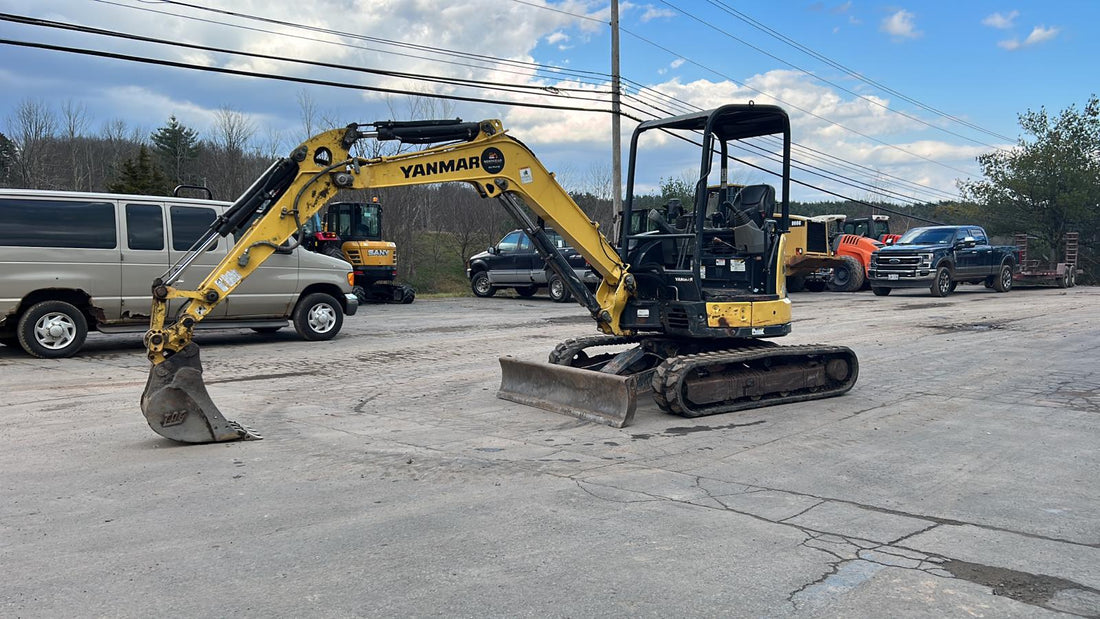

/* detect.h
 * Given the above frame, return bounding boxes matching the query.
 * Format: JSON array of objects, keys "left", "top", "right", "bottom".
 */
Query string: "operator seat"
[{"left": 726, "top": 184, "right": 775, "bottom": 254}]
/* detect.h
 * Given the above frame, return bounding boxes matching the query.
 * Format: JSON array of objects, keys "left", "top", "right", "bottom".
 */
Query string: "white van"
[{"left": 0, "top": 189, "right": 359, "bottom": 358}]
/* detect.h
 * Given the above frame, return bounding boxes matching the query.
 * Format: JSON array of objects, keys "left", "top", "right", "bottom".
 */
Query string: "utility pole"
[{"left": 610, "top": 0, "right": 623, "bottom": 230}]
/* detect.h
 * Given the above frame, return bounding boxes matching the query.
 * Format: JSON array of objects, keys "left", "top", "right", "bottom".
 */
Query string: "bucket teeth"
[{"left": 140, "top": 343, "right": 261, "bottom": 443}]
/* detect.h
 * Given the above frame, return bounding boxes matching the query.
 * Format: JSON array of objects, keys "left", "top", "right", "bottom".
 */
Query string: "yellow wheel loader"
[{"left": 141, "top": 106, "right": 858, "bottom": 443}]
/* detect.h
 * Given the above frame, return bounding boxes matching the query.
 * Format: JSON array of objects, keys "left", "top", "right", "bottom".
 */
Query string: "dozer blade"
[
  {"left": 497, "top": 356, "right": 638, "bottom": 428},
  {"left": 141, "top": 343, "right": 262, "bottom": 443}
]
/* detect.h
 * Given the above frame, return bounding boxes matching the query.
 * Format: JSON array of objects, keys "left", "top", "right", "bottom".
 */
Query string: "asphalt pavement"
[{"left": 1, "top": 285, "right": 1098, "bottom": 617}]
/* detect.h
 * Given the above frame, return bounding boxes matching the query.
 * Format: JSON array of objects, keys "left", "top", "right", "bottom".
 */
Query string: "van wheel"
[
  {"left": 293, "top": 293, "right": 343, "bottom": 341},
  {"left": 17, "top": 300, "right": 88, "bottom": 358}
]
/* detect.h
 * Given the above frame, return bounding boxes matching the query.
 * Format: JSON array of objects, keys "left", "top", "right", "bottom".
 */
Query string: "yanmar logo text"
[{"left": 401, "top": 157, "right": 480, "bottom": 179}]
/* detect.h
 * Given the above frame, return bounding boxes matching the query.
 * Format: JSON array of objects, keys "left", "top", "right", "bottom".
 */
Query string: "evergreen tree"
[
  {"left": 150, "top": 115, "right": 201, "bottom": 185},
  {"left": 107, "top": 146, "right": 170, "bottom": 195}
]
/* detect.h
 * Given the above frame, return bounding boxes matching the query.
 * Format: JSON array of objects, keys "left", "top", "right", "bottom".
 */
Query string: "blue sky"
[{"left": 1, "top": 1, "right": 1096, "bottom": 204}]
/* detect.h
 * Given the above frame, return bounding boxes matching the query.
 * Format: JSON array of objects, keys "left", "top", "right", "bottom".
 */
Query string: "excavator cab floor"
[{"left": 141, "top": 343, "right": 262, "bottom": 443}]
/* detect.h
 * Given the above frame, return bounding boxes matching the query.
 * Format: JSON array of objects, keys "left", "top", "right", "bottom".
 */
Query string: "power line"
[
  {"left": 0, "top": 13, "right": 615, "bottom": 106},
  {"left": 147, "top": 0, "right": 614, "bottom": 85},
  {"left": 100, "top": 0, "right": 969, "bottom": 203},
  {"left": 705, "top": 0, "right": 1016, "bottom": 143},
  {"left": 89, "top": 0, "right": 614, "bottom": 89},
  {"left": 1, "top": 6, "right": 960, "bottom": 209},
  {"left": 616, "top": 24, "right": 978, "bottom": 178},
  {"left": 659, "top": 0, "right": 1004, "bottom": 150},
  {"left": 0, "top": 38, "right": 617, "bottom": 116}
]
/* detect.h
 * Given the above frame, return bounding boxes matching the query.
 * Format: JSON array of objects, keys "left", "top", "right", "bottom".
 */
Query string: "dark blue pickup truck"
[{"left": 868, "top": 225, "right": 1019, "bottom": 297}]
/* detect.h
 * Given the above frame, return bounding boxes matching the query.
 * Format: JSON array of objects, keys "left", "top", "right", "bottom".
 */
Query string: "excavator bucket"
[
  {"left": 497, "top": 356, "right": 638, "bottom": 428},
  {"left": 140, "top": 343, "right": 262, "bottom": 443}
]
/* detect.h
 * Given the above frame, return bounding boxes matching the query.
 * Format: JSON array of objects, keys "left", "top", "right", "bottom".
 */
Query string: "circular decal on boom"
[
  {"left": 313, "top": 147, "right": 333, "bottom": 167},
  {"left": 481, "top": 147, "right": 505, "bottom": 174}
]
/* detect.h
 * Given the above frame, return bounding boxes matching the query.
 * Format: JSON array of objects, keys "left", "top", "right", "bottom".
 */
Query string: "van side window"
[
  {"left": 169, "top": 206, "right": 218, "bottom": 251},
  {"left": 0, "top": 198, "right": 116, "bottom": 248},
  {"left": 126, "top": 204, "right": 164, "bottom": 250}
]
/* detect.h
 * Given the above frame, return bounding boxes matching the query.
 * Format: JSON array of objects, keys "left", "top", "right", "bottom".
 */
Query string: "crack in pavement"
[{"left": 569, "top": 474, "right": 1100, "bottom": 616}]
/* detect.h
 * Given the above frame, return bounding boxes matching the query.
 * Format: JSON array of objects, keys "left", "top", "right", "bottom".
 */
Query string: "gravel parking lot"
[{"left": 2, "top": 285, "right": 1098, "bottom": 617}]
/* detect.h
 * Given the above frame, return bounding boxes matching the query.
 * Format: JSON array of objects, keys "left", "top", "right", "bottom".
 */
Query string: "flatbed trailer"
[{"left": 1014, "top": 232, "right": 1079, "bottom": 287}]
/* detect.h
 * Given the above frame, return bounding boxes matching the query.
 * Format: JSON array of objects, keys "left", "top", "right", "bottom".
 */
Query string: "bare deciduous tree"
[{"left": 8, "top": 99, "right": 58, "bottom": 189}]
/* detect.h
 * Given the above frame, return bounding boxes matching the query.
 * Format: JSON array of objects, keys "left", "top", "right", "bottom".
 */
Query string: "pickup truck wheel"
[
  {"left": 930, "top": 266, "right": 953, "bottom": 297},
  {"left": 515, "top": 285, "right": 538, "bottom": 298},
  {"left": 548, "top": 274, "right": 572, "bottom": 303},
  {"left": 17, "top": 300, "right": 88, "bottom": 358},
  {"left": 994, "top": 264, "right": 1013, "bottom": 292},
  {"left": 949, "top": 280, "right": 958, "bottom": 293},
  {"left": 827, "top": 256, "right": 865, "bottom": 292},
  {"left": 871, "top": 287, "right": 891, "bottom": 297},
  {"left": 470, "top": 271, "right": 495, "bottom": 297},
  {"left": 293, "top": 293, "right": 343, "bottom": 341}
]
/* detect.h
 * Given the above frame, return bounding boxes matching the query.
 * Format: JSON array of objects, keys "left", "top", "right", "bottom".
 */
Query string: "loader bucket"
[
  {"left": 497, "top": 356, "right": 638, "bottom": 428},
  {"left": 141, "top": 343, "right": 262, "bottom": 443}
]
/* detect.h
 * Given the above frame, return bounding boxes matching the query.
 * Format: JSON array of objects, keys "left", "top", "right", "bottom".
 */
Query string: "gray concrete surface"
[{"left": 1, "top": 284, "right": 1098, "bottom": 617}]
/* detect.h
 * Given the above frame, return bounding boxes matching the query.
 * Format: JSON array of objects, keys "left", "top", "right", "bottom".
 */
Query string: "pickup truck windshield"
[{"left": 896, "top": 228, "right": 955, "bottom": 245}]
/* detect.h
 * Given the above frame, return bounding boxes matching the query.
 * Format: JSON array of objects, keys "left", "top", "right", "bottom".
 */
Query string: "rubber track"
[
  {"left": 548, "top": 334, "right": 643, "bottom": 366},
  {"left": 651, "top": 343, "right": 858, "bottom": 418}
]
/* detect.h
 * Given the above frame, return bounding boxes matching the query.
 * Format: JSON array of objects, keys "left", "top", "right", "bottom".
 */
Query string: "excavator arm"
[{"left": 141, "top": 119, "right": 637, "bottom": 442}]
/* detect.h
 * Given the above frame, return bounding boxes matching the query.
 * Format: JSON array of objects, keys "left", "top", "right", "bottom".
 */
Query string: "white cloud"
[
  {"left": 1023, "top": 25, "right": 1059, "bottom": 45},
  {"left": 831, "top": 1, "right": 853, "bottom": 15},
  {"left": 881, "top": 10, "right": 922, "bottom": 39},
  {"left": 670, "top": 59, "right": 685, "bottom": 69},
  {"left": 998, "top": 25, "right": 1060, "bottom": 51},
  {"left": 637, "top": 6, "right": 677, "bottom": 22},
  {"left": 547, "top": 32, "right": 570, "bottom": 46},
  {"left": 982, "top": 10, "right": 1019, "bottom": 29}
]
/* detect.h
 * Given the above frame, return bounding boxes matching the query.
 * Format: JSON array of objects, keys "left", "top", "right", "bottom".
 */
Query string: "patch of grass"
[{"left": 402, "top": 231, "right": 480, "bottom": 295}]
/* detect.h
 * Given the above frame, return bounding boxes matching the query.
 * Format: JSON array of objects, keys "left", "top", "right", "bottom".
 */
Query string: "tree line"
[{"left": 2, "top": 96, "right": 1095, "bottom": 288}]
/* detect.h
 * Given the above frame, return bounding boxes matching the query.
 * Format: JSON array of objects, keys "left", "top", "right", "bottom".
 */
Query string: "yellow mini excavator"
[{"left": 141, "top": 104, "right": 858, "bottom": 443}]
